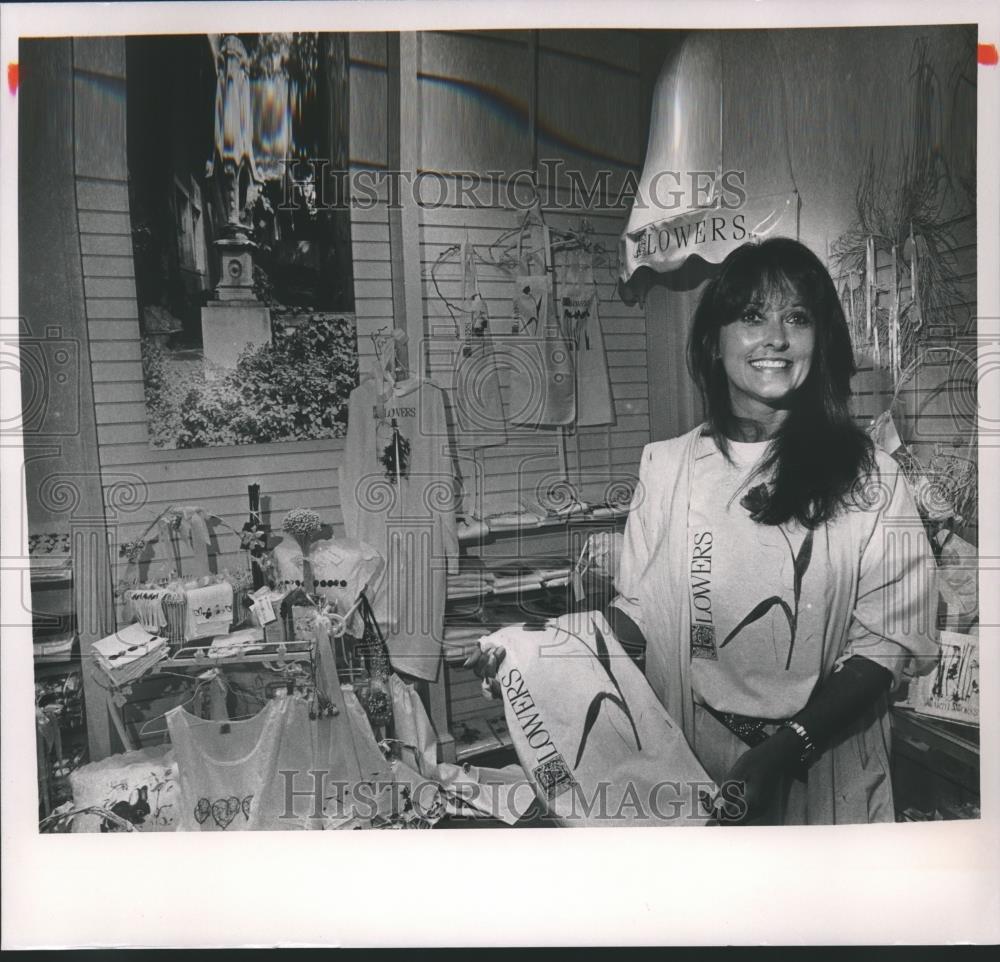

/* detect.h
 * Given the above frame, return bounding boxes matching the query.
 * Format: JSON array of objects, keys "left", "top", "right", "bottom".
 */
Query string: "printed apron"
[
  {"left": 451, "top": 238, "right": 508, "bottom": 448},
  {"left": 499, "top": 210, "right": 576, "bottom": 427},
  {"left": 561, "top": 255, "right": 615, "bottom": 427}
]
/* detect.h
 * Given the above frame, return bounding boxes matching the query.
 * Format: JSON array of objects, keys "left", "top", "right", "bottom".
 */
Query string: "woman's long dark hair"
[{"left": 687, "top": 237, "right": 874, "bottom": 528}]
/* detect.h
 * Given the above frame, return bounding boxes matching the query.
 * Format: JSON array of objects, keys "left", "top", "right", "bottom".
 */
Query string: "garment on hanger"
[
  {"left": 498, "top": 210, "right": 576, "bottom": 426},
  {"left": 312, "top": 627, "right": 392, "bottom": 826},
  {"left": 561, "top": 256, "right": 615, "bottom": 427},
  {"left": 273, "top": 536, "right": 384, "bottom": 636},
  {"left": 339, "top": 375, "right": 459, "bottom": 681},
  {"left": 452, "top": 238, "right": 507, "bottom": 449},
  {"left": 182, "top": 581, "right": 234, "bottom": 640},
  {"left": 124, "top": 588, "right": 168, "bottom": 631},
  {"left": 167, "top": 695, "right": 315, "bottom": 831}
]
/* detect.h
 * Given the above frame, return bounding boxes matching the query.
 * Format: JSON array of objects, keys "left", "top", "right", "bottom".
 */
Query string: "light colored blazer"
[{"left": 613, "top": 425, "right": 940, "bottom": 824}]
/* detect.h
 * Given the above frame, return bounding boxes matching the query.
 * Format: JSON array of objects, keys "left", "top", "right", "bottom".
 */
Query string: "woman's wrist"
[{"left": 763, "top": 724, "right": 808, "bottom": 770}]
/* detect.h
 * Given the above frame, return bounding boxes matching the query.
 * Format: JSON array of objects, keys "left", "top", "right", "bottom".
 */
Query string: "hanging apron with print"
[
  {"left": 452, "top": 238, "right": 508, "bottom": 448},
  {"left": 500, "top": 209, "right": 576, "bottom": 426},
  {"left": 561, "top": 255, "right": 615, "bottom": 428}
]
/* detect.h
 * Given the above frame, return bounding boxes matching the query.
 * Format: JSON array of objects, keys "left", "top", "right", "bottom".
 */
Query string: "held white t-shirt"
[{"left": 687, "top": 436, "right": 825, "bottom": 719}]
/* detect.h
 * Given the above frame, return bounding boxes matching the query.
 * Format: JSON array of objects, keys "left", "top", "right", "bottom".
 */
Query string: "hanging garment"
[
  {"left": 182, "top": 581, "right": 234, "bottom": 640},
  {"left": 124, "top": 588, "right": 169, "bottom": 631},
  {"left": 167, "top": 695, "right": 315, "bottom": 831},
  {"left": 495, "top": 210, "right": 575, "bottom": 426},
  {"left": 339, "top": 375, "right": 459, "bottom": 681},
  {"left": 388, "top": 673, "right": 438, "bottom": 777},
  {"left": 272, "top": 536, "right": 384, "bottom": 636},
  {"left": 482, "top": 612, "right": 713, "bottom": 826},
  {"left": 451, "top": 239, "right": 508, "bottom": 449},
  {"left": 561, "top": 258, "right": 615, "bottom": 428},
  {"left": 312, "top": 628, "right": 395, "bottom": 828},
  {"left": 501, "top": 274, "right": 576, "bottom": 427}
]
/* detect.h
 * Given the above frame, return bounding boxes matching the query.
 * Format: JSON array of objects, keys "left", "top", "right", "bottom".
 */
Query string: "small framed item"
[
  {"left": 903, "top": 630, "right": 979, "bottom": 726},
  {"left": 291, "top": 605, "right": 319, "bottom": 642}
]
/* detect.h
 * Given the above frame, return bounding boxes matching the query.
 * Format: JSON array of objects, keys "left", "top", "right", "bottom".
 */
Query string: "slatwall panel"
[
  {"left": 420, "top": 199, "right": 648, "bottom": 543},
  {"left": 73, "top": 38, "right": 395, "bottom": 592}
]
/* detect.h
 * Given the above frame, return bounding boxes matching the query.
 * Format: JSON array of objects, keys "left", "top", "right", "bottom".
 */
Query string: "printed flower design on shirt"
[
  {"left": 738, "top": 482, "right": 771, "bottom": 520},
  {"left": 721, "top": 484, "right": 815, "bottom": 670},
  {"left": 378, "top": 418, "right": 411, "bottom": 483},
  {"left": 573, "top": 620, "right": 642, "bottom": 769}
]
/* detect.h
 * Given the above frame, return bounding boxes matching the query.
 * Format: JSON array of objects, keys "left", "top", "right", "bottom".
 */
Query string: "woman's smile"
[{"left": 718, "top": 288, "right": 816, "bottom": 420}]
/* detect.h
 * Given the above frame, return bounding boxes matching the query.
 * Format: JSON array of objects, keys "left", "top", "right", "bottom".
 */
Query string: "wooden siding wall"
[{"left": 74, "top": 32, "right": 650, "bottom": 598}]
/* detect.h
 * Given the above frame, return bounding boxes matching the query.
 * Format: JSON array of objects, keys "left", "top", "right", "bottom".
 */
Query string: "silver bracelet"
[{"left": 782, "top": 720, "right": 817, "bottom": 766}]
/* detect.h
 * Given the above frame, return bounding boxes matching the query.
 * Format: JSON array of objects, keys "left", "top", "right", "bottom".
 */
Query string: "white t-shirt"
[{"left": 687, "top": 436, "right": 825, "bottom": 719}]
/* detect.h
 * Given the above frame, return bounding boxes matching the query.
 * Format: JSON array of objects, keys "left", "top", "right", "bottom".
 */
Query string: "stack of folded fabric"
[
  {"left": 456, "top": 518, "right": 491, "bottom": 543},
  {"left": 207, "top": 627, "right": 265, "bottom": 660},
  {"left": 440, "top": 624, "right": 491, "bottom": 660},
  {"left": 93, "top": 623, "right": 168, "bottom": 686},
  {"left": 33, "top": 633, "right": 77, "bottom": 663},
  {"left": 490, "top": 570, "right": 545, "bottom": 595},
  {"left": 487, "top": 556, "right": 573, "bottom": 596},
  {"left": 469, "top": 494, "right": 546, "bottom": 531},
  {"left": 446, "top": 569, "right": 495, "bottom": 600},
  {"left": 535, "top": 564, "right": 572, "bottom": 587}
]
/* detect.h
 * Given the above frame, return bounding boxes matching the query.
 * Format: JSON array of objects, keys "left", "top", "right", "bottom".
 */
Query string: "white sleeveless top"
[{"left": 167, "top": 695, "right": 313, "bottom": 831}]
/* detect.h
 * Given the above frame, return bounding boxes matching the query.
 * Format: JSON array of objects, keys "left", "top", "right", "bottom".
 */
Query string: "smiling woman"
[
  {"left": 688, "top": 238, "right": 872, "bottom": 528},
  {"left": 604, "top": 237, "right": 940, "bottom": 825},
  {"left": 718, "top": 291, "right": 815, "bottom": 419}
]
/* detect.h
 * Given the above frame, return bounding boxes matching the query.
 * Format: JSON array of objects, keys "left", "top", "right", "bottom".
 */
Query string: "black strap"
[{"left": 701, "top": 702, "right": 771, "bottom": 748}]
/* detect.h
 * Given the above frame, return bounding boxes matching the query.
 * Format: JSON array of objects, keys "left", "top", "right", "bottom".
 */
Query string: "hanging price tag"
[{"left": 250, "top": 587, "right": 276, "bottom": 625}]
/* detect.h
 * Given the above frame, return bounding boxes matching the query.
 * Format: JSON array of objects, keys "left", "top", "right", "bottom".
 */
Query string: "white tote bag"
[{"left": 483, "top": 611, "right": 714, "bottom": 826}]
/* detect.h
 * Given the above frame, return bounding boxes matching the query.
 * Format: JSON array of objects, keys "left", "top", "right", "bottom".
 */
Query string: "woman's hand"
[
  {"left": 462, "top": 642, "right": 507, "bottom": 699},
  {"left": 712, "top": 727, "right": 802, "bottom": 825}
]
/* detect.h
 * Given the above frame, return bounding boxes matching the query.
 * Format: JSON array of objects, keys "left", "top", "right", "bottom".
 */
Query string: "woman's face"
[{"left": 717, "top": 282, "right": 816, "bottom": 420}]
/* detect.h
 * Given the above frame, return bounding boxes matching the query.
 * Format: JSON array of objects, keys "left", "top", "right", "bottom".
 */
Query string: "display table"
[{"left": 98, "top": 639, "right": 319, "bottom": 753}]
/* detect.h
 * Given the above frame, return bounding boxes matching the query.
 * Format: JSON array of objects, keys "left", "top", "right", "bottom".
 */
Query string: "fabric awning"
[{"left": 619, "top": 31, "right": 800, "bottom": 303}]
